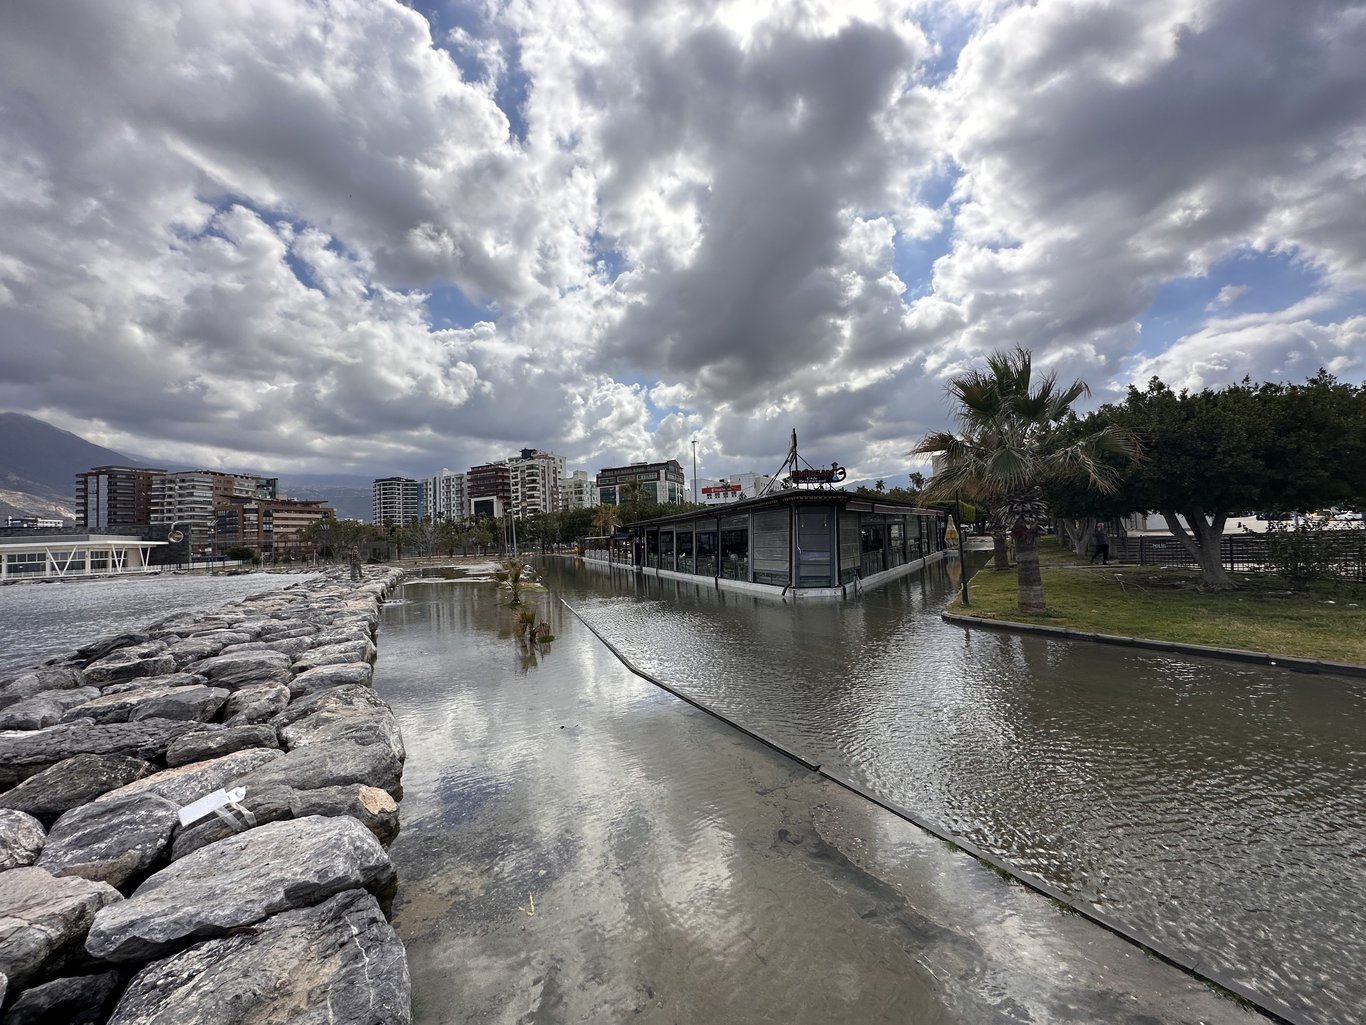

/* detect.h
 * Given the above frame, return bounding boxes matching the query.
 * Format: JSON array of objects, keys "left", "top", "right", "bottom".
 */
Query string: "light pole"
[
  {"left": 692, "top": 439, "right": 699, "bottom": 504},
  {"left": 957, "top": 493, "right": 969, "bottom": 606}
]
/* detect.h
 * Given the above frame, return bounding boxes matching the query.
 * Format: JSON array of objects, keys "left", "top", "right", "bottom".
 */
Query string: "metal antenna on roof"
[{"left": 757, "top": 429, "right": 799, "bottom": 497}]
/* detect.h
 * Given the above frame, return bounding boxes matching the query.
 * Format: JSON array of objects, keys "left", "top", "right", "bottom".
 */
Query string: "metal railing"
[{"left": 1117, "top": 530, "right": 1366, "bottom": 580}]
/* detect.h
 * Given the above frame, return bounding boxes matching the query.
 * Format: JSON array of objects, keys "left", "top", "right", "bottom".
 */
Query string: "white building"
[
  {"left": 560, "top": 470, "right": 599, "bottom": 510},
  {"left": 421, "top": 469, "right": 468, "bottom": 522},
  {"left": 372, "top": 477, "right": 420, "bottom": 526},
  {"left": 0, "top": 534, "right": 167, "bottom": 581},
  {"left": 694, "top": 472, "right": 775, "bottom": 505},
  {"left": 509, "top": 448, "right": 564, "bottom": 518}
]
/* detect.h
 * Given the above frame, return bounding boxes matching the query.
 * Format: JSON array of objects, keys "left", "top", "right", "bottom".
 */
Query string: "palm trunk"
[
  {"left": 1015, "top": 533, "right": 1046, "bottom": 614},
  {"left": 992, "top": 531, "right": 1010, "bottom": 570}
]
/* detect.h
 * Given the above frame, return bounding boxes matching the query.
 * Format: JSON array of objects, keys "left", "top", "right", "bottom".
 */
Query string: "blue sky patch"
[{"left": 1138, "top": 248, "right": 1326, "bottom": 356}]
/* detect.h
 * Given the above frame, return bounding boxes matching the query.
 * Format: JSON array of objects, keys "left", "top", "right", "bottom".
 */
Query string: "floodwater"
[
  {"left": 0, "top": 571, "right": 323, "bottom": 674},
  {"left": 533, "top": 557, "right": 1366, "bottom": 1025},
  {"left": 375, "top": 567, "right": 1271, "bottom": 1025}
]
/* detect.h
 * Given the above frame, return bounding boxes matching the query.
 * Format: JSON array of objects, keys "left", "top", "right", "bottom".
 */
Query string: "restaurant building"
[{"left": 584, "top": 488, "right": 946, "bottom": 599}]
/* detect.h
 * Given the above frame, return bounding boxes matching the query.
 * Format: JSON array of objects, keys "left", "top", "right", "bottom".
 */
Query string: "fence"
[{"left": 1116, "top": 530, "right": 1366, "bottom": 580}]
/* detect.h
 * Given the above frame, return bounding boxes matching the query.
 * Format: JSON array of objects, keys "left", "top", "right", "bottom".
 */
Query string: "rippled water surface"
[
  {"left": 0, "top": 572, "right": 322, "bottom": 673},
  {"left": 537, "top": 557, "right": 1366, "bottom": 1025}
]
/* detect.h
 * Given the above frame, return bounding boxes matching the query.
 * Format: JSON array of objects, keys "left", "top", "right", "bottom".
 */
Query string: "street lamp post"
[
  {"left": 957, "top": 494, "right": 969, "bottom": 606},
  {"left": 692, "top": 439, "right": 699, "bottom": 504}
]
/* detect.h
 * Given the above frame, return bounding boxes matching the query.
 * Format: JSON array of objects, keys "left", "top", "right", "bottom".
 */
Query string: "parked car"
[{"left": 1334, "top": 511, "right": 1363, "bottom": 521}]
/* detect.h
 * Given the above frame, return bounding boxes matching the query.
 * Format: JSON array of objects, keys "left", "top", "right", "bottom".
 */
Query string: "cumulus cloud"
[{"left": 0, "top": 0, "right": 1362, "bottom": 485}]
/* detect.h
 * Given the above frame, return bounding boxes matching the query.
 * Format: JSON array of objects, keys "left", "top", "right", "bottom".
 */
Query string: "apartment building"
[
  {"left": 560, "top": 470, "right": 599, "bottom": 510},
  {"left": 597, "top": 460, "right": 687, "bottom": 506},
  {"left": 76, "top": 466, "right": 164, "bottom": 528},
  {"left": 372, "top": 477, "right": 420, "bottom": 526},
  {"left": 151, "top": 471, "right": 278, "bottom": 549},
  {"left": 215, "top": 497, "right": 334, "bottom": 559},
  {"left": 509, "top": 448, "right": 564, "bottom": 518},
  {"left": 421, "top": 469, "right": 468, "bottom": 522},
  {"left": 467, "top": 462, "right": 512, "bottom": 521}
]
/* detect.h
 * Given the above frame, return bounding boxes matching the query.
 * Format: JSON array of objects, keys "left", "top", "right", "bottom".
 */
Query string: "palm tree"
[
  {"left": 619, "top": 479, "right": 646, "bottom": 521},
  {"left": 593, "top": 503, "right": 621, "bottom": 535},
  {"left": 914, "top": 347, "right": 1136, "bottom": 615}
]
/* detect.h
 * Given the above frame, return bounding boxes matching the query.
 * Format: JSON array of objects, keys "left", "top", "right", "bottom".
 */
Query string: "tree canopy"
[{"left": 1088, "top": 372, "right": 1366, "bottom": 588}]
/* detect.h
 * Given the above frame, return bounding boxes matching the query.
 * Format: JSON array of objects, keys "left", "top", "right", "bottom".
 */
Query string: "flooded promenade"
[{"left": 375, "top": 558, "right": 1359, "bottom": 1025}]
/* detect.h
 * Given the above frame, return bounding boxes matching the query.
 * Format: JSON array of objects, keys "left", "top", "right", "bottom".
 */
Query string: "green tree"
[
  {"left": 914, "top": 347, "right": 1136, "bottom": 614},
  {"left": 1099, "top": 373, "right": 1366, "bottom": 589}
]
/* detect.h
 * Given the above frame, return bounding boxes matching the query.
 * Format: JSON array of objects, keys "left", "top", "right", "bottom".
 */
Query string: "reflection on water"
[{"left": 538, "top": 557, "right": 1366, "bottom": 1025}]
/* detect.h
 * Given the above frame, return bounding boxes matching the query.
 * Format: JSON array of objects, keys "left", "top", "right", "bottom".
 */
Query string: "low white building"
[
  {"left": 0, "top": 534, "right": 167, "bottom": 581},
  {"left": 694, "top": 472, "right": 775, "bottom": 505}
]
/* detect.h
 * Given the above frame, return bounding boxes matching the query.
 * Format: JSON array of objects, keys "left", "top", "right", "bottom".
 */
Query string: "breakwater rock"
[{"left": 0, "top": 569, "right": 411, "bottom": 1023}]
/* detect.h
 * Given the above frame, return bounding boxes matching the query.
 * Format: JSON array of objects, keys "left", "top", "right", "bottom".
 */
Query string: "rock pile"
[{"left": 0, "top": 569, "right": 411, "bottom": 1023}]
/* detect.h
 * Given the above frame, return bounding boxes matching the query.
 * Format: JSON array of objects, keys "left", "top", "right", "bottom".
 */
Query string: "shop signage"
[
  {"left": 701, "top": 484, "right": 742, "bottom": 495},
  {"left": 790, "top": 462, "right": 847, "bottom": 485}
]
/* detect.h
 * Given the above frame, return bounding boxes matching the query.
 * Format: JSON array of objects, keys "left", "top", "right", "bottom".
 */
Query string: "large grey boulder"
[
  {"left": 60, "top": 684, "right": 229, "bottom": 725},
  {"left": 0, "top": 688, "right": 102, "bottom": 730},
  {"left": 83, "top": 642, "right": 176, "bottom": 686},
  {"left": 99, "top": 671, "right": 208, "bottom": 695},
  {"left": 74, "top": 633, "right": 149, "bottom": 665},
  {"left": 221, "top": 683, "right": 291, "bottom": 726},
  {"left": 233, "top": 740, "right": 402, "bottom": 799},
  {"left": 186, "top": 651, "right": 291, "bottom": 690},
  {"left": 0, "top": 720, "right": 214, "bottom": 788},
  {"left": 37, "top": 795, "right": 179, "bottom": 888},
  {"left": 288, "top": 661, "right": 373, "bottom": 699},
  {"left": 165, "top": 725, "right": 278, "bottom": 767},
  {"left": 219, "top": 636, "right": 314, "bottom": 660},
  {"left": 95, "top": 748, "right": 283, "bottom": 807},
  {"left": 106, "top": 889, "right": 409, "bottom": 1025},
  {"left": 292, "top": 638, "right": 377, "bottom": 674},
  {"left": 172, "top": 783, "right": 400, "bottom": 859},
  {"left": 0, "top": 809, "right": 45, "bottom": 869},
  {"left": 85, "top": 816, "right": 395, "bottom": 962},
  {"left": 0, "top": 666, "right": 87, "bottom": 711},
  {"left": 5, "top": 970, "right": 122, "bottom": 1025},
  {"left": 0, "top": 867, "right": 122, "bottom": 988},
  {"left": 257, "top": 622, "right": 318, "bottom": 642},
  {"left": 276, "top": 685, "right": 402, "bottom": 751},
  {"left": 0, "top": 754, "right": 158, "bottom": 821},
  {"left": 164, "top": 632, "right": 253, "bottom": 668}
]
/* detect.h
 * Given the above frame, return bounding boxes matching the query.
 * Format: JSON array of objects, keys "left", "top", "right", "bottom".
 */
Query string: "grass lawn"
[{"left": 952, "top": 538, "right": 1366, "bottom": 665}]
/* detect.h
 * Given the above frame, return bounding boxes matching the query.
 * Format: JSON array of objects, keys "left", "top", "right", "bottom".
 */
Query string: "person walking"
[
  {"left": 348, "top": 545, "right": 363, "bottom": 582},
  {"left": 1090, "top": 524, "right": 1110, "bottom": 565}
]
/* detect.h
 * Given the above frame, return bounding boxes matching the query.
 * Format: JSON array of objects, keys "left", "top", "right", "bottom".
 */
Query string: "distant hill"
[
  {"left": 0, "top": 412, "right": 144, "bottom": 495},
  {"left": 0, "top": 412, "right": 375, "bottom": 522}
]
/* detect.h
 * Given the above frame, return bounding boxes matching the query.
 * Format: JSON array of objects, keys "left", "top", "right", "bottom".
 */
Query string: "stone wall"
[{"left": 0, "top": 568, "right": 411, "bottom": 1024}]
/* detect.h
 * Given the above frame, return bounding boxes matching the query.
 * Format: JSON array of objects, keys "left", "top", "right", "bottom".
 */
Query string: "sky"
[{"left": 1, "top": 0, "right": 1363, "bottom": 484}]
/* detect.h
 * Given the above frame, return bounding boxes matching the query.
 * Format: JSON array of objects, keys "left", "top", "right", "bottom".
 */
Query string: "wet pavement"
[{"left": 375, "top": 569, "right": 1263, "bottom": 1025}]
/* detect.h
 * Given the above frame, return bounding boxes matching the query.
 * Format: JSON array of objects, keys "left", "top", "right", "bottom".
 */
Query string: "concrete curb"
[
  {"left": 940, "top": 612, "right": 1366, "bottom": 678},
  {"left": 560, "top": 595, "right": 1316, "bottom": 1025}
]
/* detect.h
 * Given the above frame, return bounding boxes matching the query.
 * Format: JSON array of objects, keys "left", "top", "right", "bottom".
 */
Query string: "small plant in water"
[
  {"left": 500, "top": 558, "right": 525, "bottom": 605},
  {"left": 512, "top": 605, "right": 554, "bottom": 645}
]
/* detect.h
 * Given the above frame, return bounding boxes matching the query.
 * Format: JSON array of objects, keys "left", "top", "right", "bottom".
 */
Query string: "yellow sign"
[{"left": 944, "top": 516, "right": 959, "bottom": 543}]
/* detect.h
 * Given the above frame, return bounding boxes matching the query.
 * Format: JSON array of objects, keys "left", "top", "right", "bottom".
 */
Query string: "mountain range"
[{"left": 0, "top": 413, "right": 374, "bottom": 521}]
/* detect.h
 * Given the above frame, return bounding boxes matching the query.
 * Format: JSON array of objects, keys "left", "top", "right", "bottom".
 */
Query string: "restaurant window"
[
  {"left": 719, "top": 515, "right": 748, "bottom": 580},
  {"left": 751, "top": 508, "right": 790, "bottom": 586}
]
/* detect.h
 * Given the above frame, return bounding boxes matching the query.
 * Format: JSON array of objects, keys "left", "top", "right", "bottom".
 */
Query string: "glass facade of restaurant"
[{"left": 610, "top": 496, "right": 944, "bottom": 591}]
